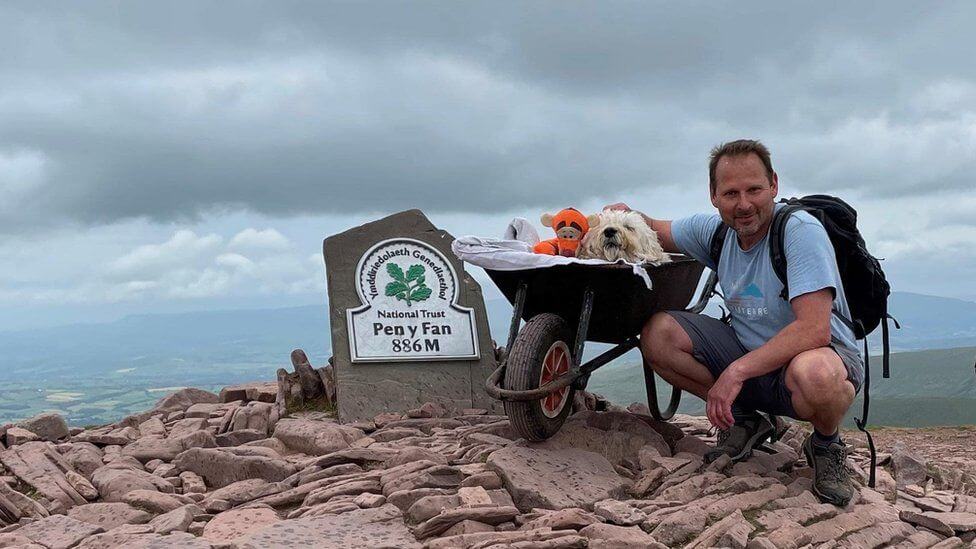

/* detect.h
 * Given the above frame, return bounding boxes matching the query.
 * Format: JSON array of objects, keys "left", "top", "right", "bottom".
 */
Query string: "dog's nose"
[{"left": 603, "top": 227, "right": 617, "bottom": 238}]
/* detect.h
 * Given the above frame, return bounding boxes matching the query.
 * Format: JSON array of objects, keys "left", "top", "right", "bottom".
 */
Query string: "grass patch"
[
  {"left": 284, "top": 395, "right": 337, "bottom": 418},
  {"left": 742, "top": 507, "right": 765, "bottom": 532}
]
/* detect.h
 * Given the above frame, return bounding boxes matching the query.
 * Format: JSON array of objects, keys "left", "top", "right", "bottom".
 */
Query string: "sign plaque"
[{"left": 347, "top": 238, "right": 479, "bottom": 362}]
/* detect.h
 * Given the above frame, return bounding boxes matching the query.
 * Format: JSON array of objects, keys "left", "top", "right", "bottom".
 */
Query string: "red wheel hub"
[{"left": 540, "top": 341, "right": 571, "bottom": 418}]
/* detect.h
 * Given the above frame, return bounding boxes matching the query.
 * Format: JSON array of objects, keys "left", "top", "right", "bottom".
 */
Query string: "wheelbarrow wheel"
[{"left": 504, "top": 313, "right": 576, "bottom": 441}]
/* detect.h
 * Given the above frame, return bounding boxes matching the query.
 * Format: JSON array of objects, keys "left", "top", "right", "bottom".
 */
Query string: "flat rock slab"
[
  {"left": 839, "top": 521, "right": 916, "bottom": 548},
  {"left": 756, "top": 503, "right": 839, "bottom": 530},
  {"left": 203, "top": 479, "right": 283, "bottom": 508},
  {"left": 580, "top": 523, "right": 666, "bottom": 549},
  {"left": 519, "top": 508, "right": 602, "bottom": 531},
  {"left": 18, "top": 514, "right": 105, "bottom": 549},
  {"left": 90, "top": 465, "right": 174, "bottom": 502},
  {"left": 901, "top": 509, "right": 955, "bottom": 537},
  {"left": 272, "top": 418, "right": 364, "bottom": 456},
  {"left": 487, "top": 446, "right": 631, "bottom": 512},
  {"left": 239, "top": 504, "right": 420, "bottom": 548},
  {"left": 174, "top": 448, "right": 296, "bottom": 489},
  {"left": 425, "top": 528, "right": 581, "bottom": 549},
  {"left": 537, "top": 411, "right": 673, "bottom": 464},
  {"left": 413, "top": 505, "right": 519, "bottom": 538},
  {"left": 123, "top": 490, "right": 185, "bottom": 514},
  {"left": 923, "top": 511, "right": 976, "bottom": 532},
  {"left": 806, "top": 504, "right": 900, "bottom": 544},
  {"left": 204, "top": 507, "right": 281, "bottom": 544},
  {"left": 149, "top": 505, "right": 196, "bottom": 535},
  {"left": 76, "top": 531, "right": 213, "bottom": 548},
  {"left": 68, "top": 502, "right": 152, "bottom": 530}
]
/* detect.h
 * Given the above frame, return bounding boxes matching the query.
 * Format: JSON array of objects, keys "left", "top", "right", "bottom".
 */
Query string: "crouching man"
[{"left": 609, "top": 139, "right": 863, "bottom": 506}]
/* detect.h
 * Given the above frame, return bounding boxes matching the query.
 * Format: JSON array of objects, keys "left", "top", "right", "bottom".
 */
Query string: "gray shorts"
[{"left": 666, "top": 311, "right": 863, "bottom": 420}]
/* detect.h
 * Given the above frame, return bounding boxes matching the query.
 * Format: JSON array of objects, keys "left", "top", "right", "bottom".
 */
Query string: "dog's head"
[{"left": 578, "top": 209, "right": 669, "bottom": 263}]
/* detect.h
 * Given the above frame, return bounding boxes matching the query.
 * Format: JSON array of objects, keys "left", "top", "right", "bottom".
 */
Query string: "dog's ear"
[
  {"left": 540, "top": 213, "right": 554, "bottom": 227},
  {"left": 586, "top": 213, "right": 601, "bottom": 229}
]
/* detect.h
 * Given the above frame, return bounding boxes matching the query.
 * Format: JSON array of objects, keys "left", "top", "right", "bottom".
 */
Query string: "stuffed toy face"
[{"left": 534, "top": 208, "right": 596, "bottom": 256}]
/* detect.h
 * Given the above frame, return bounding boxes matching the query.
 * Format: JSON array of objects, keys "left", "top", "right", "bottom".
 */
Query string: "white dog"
[{"left": 577, "top": 209, "right": 671, "bottom": 264}]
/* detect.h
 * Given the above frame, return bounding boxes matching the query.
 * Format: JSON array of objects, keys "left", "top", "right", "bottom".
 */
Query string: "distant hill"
[
  {"left": 585, "top": 345, "right": 976, "bottom": 428},
  {"left": 1, "top": 290, "right": 972, "bottom": 379},
  {"left": 488, "top": 290, "right": 976, "bottom": 354},
  {"left": 0, "top": 305, "right": 332, "bottom": 381},
  {"left": 875, "top": 292, "right": 976, "bottom": 351},
  {"left": 0, "top": 289, "right": 973, "bottom": 426}
]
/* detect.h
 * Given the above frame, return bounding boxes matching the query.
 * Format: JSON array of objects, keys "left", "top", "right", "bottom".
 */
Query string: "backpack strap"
[
  {"left": 707, "top": 223, "right": 732, "bottom": 324},
  {"left": 881, "top": 309, "right": 901, "bottom": 379},
  {"left": 768, "top": 204, "right": 804, "bottom": 300},
  {"left": 853, "top": 320, "right": 878, "bottom": 488},
  {"left": 709, "top": 222, "right": 729, "bottom": 269}
]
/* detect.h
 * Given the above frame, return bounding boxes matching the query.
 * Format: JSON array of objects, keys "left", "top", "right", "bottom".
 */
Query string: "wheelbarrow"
[{"left": 483, "top": 256, "right": 715, "bottom": 441}]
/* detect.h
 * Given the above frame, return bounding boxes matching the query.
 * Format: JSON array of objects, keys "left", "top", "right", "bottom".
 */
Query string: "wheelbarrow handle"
[
  {"left": 484, "top": 361, "right": 581, "bottom": 402},
  {"left": 644, "top": 368, "right": 681, "bottom": 421}
]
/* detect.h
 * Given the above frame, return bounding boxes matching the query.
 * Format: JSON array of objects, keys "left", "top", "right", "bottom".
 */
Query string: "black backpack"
[{"left": 709, "top": 194, "right": 899, "bottom": 487}]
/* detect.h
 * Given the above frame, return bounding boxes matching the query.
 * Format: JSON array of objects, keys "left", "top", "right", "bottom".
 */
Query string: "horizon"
[{"left": 2, "top": 288, "right": 974, "bottom": 336}]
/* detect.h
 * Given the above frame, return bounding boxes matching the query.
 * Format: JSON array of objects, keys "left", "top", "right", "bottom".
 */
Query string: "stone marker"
[{"left": 324, "top": 209, "right": 498, "bottom": 422}]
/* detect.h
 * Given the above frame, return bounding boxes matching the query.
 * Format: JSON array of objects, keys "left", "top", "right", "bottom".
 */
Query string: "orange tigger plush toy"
[{"left": 532, "top": 207, "right": 596, "bottom": 257}]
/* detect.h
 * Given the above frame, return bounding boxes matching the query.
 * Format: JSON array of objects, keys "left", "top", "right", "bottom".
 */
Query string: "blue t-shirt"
[{"left": 672, "top": 204, "right": 862, "bottom": 364}]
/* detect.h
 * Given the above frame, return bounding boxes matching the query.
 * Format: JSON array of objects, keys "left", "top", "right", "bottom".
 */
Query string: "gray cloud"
[{"left": 1, "top": 2, "right": 975, "bottom": 233}]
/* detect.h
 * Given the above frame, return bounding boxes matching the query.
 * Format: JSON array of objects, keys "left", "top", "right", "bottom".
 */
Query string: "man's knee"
[
  {"left": 641, "top": 312, "right": 692, "bottom": 361},
  {"left": 786, "top": 349, "right": 853, "bottom": 399}
]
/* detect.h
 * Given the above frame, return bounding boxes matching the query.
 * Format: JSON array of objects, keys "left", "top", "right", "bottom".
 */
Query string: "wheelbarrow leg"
[
  {"left": 569, "top": 287, "right": 594, "bottom": 389},
  {"left": 643, "top": 360, "right": 681, "bottom": 421},
  {"left": 506, "top": 281, "right": 529, "bottom": 353},
  {"left": 640, "top": 267, "right": 716, "bottom": 420}
]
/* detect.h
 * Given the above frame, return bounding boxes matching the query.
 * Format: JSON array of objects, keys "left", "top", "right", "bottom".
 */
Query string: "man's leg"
[
  {"left": 784, "top": 347, "right": 858, "bottom": 506},
  {"left": 639, "top": 312, "right": 714, "bottom": 400},
  {"left": 784, "top": 348, "right": 856, "bottom": 435},
  {"left": 640, "top": 311, "right": 775, "bottom": 463}
]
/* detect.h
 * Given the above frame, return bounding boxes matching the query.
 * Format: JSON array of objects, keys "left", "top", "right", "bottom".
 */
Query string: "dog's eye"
[{"left": 625, "top": 225, "right": 634, "bottom": 231}]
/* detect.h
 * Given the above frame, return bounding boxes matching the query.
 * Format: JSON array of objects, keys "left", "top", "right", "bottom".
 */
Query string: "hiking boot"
[
  {"left": 703, "top": 412, "right": 774, "bottom": 464},
  {"left": 802, "top": 434, "right": 854, "bottom": 506}
]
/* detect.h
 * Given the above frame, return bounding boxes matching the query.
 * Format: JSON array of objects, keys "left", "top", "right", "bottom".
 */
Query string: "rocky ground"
[
  {"left": 850, "top": 426, "right": 976, "bottom": 482},
  {"left": 0, "top": 385, "right": 975, "bottom": 549}
]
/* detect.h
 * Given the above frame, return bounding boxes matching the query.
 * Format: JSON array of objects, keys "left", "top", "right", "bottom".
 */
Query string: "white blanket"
[{"left": 451, "top": 235, "right": 654, "bottom": 290}]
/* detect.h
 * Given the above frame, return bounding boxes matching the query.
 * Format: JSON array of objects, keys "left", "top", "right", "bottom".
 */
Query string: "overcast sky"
[{"left": 1, "top": 2, "right": 975, "bottom": 331}]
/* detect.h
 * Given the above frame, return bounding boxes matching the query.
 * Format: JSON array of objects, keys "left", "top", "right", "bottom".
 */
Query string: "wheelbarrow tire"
[{"left": 504, "top": 313, "right": 576, "bottom": 441}]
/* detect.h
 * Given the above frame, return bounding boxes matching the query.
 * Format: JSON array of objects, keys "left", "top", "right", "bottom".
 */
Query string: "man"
[{"left": 608, "top": 139, "right": 863, "bottom": 506}]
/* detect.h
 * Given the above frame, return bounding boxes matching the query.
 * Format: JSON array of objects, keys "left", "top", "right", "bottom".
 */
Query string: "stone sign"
[{"left": 324, "top": 209, "right": 499, "bottom": 422}]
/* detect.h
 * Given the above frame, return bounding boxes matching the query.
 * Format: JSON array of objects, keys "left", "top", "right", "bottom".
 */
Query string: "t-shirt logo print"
[
  {"left": 741, "top": 283, "right": 763, "bottom": 298},
  {"left": 727, "top": 280, "right": 769, "bottom": 319}
]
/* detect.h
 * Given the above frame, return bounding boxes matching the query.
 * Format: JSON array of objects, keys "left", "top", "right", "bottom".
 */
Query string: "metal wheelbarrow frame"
[{"left": 483, "top": 256, "right": 716, "bottom": 441}]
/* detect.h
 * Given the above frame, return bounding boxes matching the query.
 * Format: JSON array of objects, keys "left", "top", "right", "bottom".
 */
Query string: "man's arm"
[
  {"left": 605, "top": 202, "right": 680, "bottom": 253},
  {"left": 706, "top": 288, "right": 834, "bottom": 429}
]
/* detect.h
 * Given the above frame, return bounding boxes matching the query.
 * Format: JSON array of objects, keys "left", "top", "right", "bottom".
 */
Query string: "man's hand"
[
  {"left": 604, "top": 202, "right": 631, "bottom": 212},
  {"left": 706, "top": 365, "right": 745, "bottom": 430}
]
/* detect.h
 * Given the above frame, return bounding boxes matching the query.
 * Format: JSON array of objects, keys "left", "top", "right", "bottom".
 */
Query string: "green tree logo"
[{"left": 384, "top": 263, "right": 432, "bottom": 306}]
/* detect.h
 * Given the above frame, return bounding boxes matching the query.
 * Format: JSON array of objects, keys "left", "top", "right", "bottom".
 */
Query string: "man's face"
[{"left": 710, "top": 153, "right": 778, "bottom": 240}]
